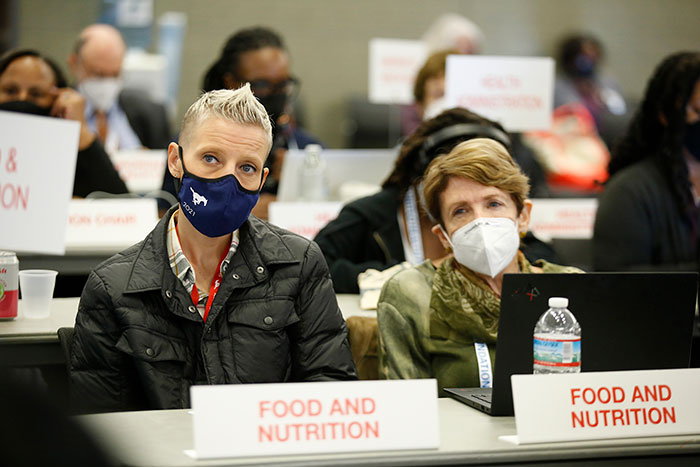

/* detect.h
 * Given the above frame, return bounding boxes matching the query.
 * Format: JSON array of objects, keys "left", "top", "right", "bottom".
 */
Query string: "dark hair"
[
  {"left": 609, "top": 52, "right": 700, "bottom": 223},
  {"left": 558, "top": 33, "right": 602, "bottom": 75},
  {"left": 0, "top": 49, "right": 67, "bottom": 88},
  {"left": 382, "top": 107, "right": 511, "bottom": 198},
  {"left": 202, "top": 27, "right": 285, "bottom": 92}
]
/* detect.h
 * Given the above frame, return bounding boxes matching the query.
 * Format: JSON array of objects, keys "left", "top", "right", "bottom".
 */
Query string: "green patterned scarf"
[{"left": 428, "top": 253, "right": 535, "bottom": 345}]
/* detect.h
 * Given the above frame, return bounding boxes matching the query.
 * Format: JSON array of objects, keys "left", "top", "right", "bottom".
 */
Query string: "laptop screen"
[{"left": 489, "top": 272, "right": 698, "bottom": 415}]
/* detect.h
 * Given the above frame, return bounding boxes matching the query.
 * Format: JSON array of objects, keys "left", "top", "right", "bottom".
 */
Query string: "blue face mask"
[{"left": 175, "top": 145, "right": 263, "bottom": 237}]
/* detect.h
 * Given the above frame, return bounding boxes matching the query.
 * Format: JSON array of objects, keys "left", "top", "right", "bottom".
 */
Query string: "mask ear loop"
[{"left": 438, "top": 224, "right": 455, "bottom": 253}]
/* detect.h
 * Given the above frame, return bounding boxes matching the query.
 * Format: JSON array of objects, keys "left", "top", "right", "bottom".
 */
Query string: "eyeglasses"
[{"left": 248, "top": 76, "right": 300, "bottom": 98}]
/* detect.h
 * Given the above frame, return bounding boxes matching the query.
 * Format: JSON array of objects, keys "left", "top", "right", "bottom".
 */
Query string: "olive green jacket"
[{"left": 376, "top": 256, "right": 580, "bottom": 394}]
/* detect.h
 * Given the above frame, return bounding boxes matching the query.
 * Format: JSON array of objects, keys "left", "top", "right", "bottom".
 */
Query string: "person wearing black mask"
[
  {"left": 593, "top": 52, "right": 700, "bottom": 272},
  {"left": 161, "top": 27, "right": 321, "bottom": 218},
  {"left": 0, "top": 49, "right": 127, "bottom": 197},
  {"left": 553, "top": 33, "right": 627, "bottom": 143}
]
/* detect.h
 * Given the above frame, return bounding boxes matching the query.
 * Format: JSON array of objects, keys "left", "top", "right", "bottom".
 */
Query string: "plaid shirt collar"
[{"left": 166, "top": 211, "right": 239, "bottom": 307}]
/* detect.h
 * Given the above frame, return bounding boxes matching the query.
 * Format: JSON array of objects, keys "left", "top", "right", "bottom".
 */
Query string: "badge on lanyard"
[
  {"left": 403, "top": 187, "right": 425, "bottom": 265},
  {"left": 474, "top": 342, "right": 493, "bottom": 389}
]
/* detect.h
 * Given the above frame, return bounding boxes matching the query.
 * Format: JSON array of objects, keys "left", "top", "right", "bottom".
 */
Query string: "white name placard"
[
  {"left": 0, "top": 111, "right": 79, "bottom": 255},
  {"left": 191, "top": 379, "right": 439, "bottom": 459},
  {"left": 369, "top": 38, "right": 427, "bottom": 105},
  {"left": 512, "top": 369, "right": 700, "bottom": 444},
  {"left": 529, "top": 198, "right": 598, "bottom": 242},
  {"left": 445, "top": 55, "right": 555, "bottom": 131},
  {"left": 268, "top": 202, "right": 342, "bottom": 239},
  {"left": 110, "top": 149, "right": 167, "bottom": 193},
  {"left": 65, "top": 198, "right": 158, "bottom": 253}
]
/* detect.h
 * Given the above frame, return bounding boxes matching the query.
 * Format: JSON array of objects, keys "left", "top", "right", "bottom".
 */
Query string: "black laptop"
[{"left": 445, "top": 272, "right": 698, "bottom": 416}]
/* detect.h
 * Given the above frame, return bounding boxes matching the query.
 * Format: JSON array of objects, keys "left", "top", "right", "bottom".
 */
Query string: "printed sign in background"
[
  {"left": 269, "top": 202, "right": 342, "bottom": 239},
  {"left": 528, "top": 198, "right": 598, "bottom": 242},
  {"left": 0, "top": 111, "right": 79, "bottom": 255},
  {"left": 65, "top": 199, "right": 159, "bottom": 252},
  {"left": 368, "top": 38, "right": 427, "bottom": 105},
  {"left": 445, "top": 55, "right": 555, "bottom": 131},
  {"left": 110, "top": 149, "right": 168, "bottom": 193}
]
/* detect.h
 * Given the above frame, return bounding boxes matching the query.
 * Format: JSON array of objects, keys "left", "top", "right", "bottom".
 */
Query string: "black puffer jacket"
[{"left": 70, "top": 208, "right": 357, "bottom": 413}]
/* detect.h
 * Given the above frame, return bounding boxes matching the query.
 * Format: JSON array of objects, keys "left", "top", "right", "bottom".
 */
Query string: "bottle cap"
[{"left": 548, "top": 297, "right": 568, "bottom": 308}]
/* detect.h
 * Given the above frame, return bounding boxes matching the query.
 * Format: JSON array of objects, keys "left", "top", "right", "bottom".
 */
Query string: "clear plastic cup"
[{"left": 19, "top": 270, "right": 58, "bottom": 319}]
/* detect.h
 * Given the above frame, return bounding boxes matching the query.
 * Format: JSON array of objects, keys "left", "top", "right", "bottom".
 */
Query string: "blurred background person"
[
  {"left": 0, "top": 49, "right": 127, "bottom": 198},
  {"left": 68, "top": 24, "right": 171, "bottom": 153},
  {"left": 593, "top": 51, "right": 700, "bottom": 272},
  {"left": 554, "top": 32, "right": 628, "bottom": 148},
  {"left": 376, "top": 139, "right": 579, "bottom": 392},
  {"left": 400, "top": 12, "right": 483, "bottom": 140},
  {"left": 400, "top": 49, "right": 455, "bottom": 137},
  {"left": 402, "top": 49, "right": 549, "bottom": 194},
  {"left": 162, "top": 26, "right": 320, "bottom": 218},
  {"left": 314, "top": 108, "right": 555, "bottom": 293},
  {"left": 421, "top": 13, "right": 484, "bottom": 55}
]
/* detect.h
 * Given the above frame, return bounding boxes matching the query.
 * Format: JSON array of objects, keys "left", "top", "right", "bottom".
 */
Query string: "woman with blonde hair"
[{"left": 377, "top": 138, "right": 579, "bottom": 393}]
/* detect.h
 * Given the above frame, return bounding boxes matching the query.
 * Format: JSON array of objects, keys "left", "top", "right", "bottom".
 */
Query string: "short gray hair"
[{"left": 180, "top": 83, "right": 272, "bottom": 149}]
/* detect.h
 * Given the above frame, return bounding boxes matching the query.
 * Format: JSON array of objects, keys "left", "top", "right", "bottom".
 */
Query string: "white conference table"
[
  {"left": 78, "top": 398, "right": 700, "bottom": 466},
  {"left": 0, "top": 295, "right": 369, "bottom": 366}
]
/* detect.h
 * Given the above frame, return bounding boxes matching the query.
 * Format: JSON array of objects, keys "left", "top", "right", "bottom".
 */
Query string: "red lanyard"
[
  {"left": 190, "top": 262, "right": 224, "bottom": 323},
  {"left": 175, "top": 221, "right": 229, "bottom": 323}
]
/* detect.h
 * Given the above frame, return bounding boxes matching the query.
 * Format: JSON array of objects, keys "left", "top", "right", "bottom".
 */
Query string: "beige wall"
[{"left": 17, "top": 0, "right": 700, "bottom": 147}]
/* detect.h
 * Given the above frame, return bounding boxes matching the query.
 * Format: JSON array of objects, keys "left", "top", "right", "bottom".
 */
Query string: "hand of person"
[{"left": 50, "top": 88, "right": 96, "bottom": 150}]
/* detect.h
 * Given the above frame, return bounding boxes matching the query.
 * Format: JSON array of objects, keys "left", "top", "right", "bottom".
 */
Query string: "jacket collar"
[{"left": 123, "top": 207, "right": 298, "bottom": 294}]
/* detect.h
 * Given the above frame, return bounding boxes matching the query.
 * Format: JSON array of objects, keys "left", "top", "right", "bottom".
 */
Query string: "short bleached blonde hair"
[
  {"left": 180, "top": 83, "right": 272, "bottom": 149},
  {"left": 423, "top": 138, "right": 530, "bottom": 224}
]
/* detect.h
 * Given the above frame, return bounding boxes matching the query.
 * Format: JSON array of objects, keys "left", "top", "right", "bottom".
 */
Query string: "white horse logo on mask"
[{"left": 190, "top": 187, "right": 208, "bottom": 206}]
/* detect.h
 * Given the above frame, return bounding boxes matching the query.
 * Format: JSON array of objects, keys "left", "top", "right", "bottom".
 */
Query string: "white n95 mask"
[
  {"left": 79, "top": 78, "right": 122, "bottom": 112},
  {"left": 442, "top": 217, "right": 520, "bottom": 278}
]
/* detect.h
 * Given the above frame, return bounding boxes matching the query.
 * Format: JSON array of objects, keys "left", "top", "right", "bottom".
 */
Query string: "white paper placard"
[
  {"left": 191, "top": 379, "right": 439, "bottom": 459},
  {"left": 512, "top": 369, "right": 700, "bottom": 444},
  {"left": 268, "top": 202, "right": 342, "bottom": 239},
  {"left": 369, "top": 38, "right": 427, "bottom": 104},
  {"left": 110, "top": 149, "right": 167, "bottom": 193},
  {"left": 65, "top": 198, "right": 158, "bottom": 252},
  {"left": 0, "top": 111, "right": 79, "bottom": 255},
  {"left": 529, "top": 198, "right": 598, "bottom": 242},
  {"left": 445, "top": 55, "right": 555, "bottom": 131}
]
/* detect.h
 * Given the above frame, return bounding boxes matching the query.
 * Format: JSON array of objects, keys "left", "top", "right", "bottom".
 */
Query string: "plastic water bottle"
[
  {"left": 533, "top": 297, "right": 581, "bottom": 374},
  {"left": 299, "top": 144, "right": 329, "bottom": 201}
]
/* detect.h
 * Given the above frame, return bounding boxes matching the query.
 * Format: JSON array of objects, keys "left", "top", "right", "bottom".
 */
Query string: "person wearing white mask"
[
  {"left": 376, "top": 138, "right": 580, "bottom": 394},
  {"left": 67, "top": 24, "right": 171, "bottom": 153}
]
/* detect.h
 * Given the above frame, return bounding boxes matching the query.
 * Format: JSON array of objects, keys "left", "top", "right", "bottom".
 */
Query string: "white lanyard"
[
  {"left": 474, "top": 342, "right": 493, "bottom": 389},
  {"left": 402, "top": 187, "right": 424, "bottom": 265}
]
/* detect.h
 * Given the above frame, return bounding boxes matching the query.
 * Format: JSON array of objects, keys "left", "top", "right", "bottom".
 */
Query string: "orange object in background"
[{"left": 524, "top": 103, "right": 609, "bottom": 194}]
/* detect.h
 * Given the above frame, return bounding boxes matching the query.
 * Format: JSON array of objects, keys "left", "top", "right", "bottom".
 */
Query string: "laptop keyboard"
[{"left": 472, "top": 392, "right": 492, "bottom": 404}]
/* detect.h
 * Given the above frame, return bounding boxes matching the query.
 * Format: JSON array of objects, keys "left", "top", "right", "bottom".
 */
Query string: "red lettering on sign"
[
  {"left": 5, "top": 147, "right": 17, "bottom": 173},
  {"left": 481, "top": 75, "right": 521, "bottom": 89},
  {"left": 257, "top": 420, "right": 380, "bottom": 442},
  {"left": 0, "top": 183, "right": 29, "bottom": 210},
  {"left": 571, "top": 406, "right": 677, "bottom": 428}
]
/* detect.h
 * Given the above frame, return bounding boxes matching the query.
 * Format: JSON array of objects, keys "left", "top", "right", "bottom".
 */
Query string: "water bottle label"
[{"left": 533, "top": 335, "right": 581, "bottom": 367}]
